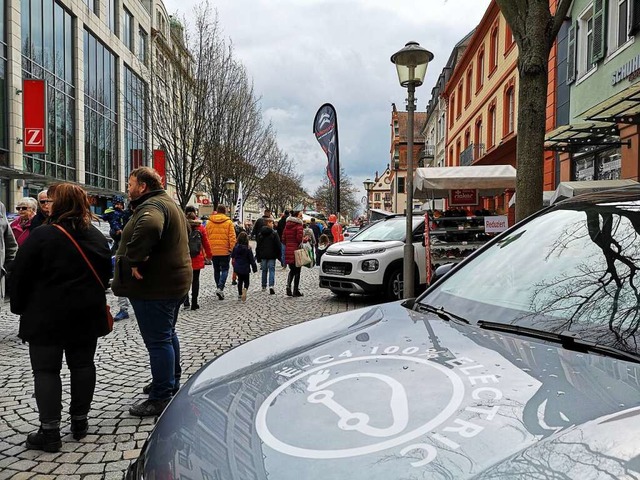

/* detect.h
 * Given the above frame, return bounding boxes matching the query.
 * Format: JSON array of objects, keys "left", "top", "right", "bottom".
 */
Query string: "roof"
[{"left": 396, "top": 111, "right": 428, "bottom": 142}]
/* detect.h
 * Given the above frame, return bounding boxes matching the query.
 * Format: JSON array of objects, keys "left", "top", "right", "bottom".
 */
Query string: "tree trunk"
[{"left": 515, "top": 66, "right": 548, "bottom": 222}]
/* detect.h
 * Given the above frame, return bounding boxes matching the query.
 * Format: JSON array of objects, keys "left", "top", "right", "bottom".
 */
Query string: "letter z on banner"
[
  {"left": 313, "top": 103, "right": 340, "bottom": 213},
  {"left": 23, "top": 79, "right": 48, "bottom": 154}
]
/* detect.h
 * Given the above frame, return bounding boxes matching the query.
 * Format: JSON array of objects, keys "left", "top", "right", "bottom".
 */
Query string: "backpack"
[{"left": 188, "top": 229, "right": 203, "bottom": 258}]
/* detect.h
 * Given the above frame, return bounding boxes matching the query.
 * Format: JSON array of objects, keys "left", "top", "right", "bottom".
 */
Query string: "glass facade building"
[
  {"left": 84, "top": 30, "right": 118, "bottom": 190},
  {"left": 21, "top": 0, "right": 76, "bottom": 180}
]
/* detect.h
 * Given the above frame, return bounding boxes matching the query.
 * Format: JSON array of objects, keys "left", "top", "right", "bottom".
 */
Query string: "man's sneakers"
[
  {"left": 129, "top": 398, "right": 170, "bottom": 417},
  {"left": 113, "top": 309, "right": 129, "bottom": 321},
  {"left": 269, "top": 287, "right": 276, "bottom": 295},
  {"left": 241, "top": 288, "right": 247, "bottom": 302},
  {"left": 216, "top": 289, "right": 225, "bottom": 300}
]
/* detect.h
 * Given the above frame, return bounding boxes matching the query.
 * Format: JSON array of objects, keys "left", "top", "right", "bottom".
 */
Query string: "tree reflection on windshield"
[{"left": 530, "top": 205, "right": 640, "bottom": 353}]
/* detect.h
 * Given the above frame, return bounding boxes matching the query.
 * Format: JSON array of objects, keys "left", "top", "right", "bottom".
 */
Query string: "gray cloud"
[{"left": 165, "top": 0, "right": 491, "bottom": 207}]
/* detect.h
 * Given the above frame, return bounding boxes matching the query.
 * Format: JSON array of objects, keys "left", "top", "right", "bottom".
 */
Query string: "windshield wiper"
[
  {"left": 414, "top": 303, "right": 470, "bottom": 325},
  {"left": 477, "top": 320, "right": 640, "bottom": 364}
]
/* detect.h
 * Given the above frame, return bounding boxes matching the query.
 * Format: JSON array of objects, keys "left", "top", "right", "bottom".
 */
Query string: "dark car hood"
[{"left": 135, "top": 302, "right": 640, "bottom": 479}]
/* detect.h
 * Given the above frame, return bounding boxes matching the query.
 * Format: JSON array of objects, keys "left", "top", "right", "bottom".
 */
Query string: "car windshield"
[
  {"left": 351, "top": 217, "right": 423, "bottom": 242},
  {"left": 419, "top": 195, "right": 640, "bottom": 355}
]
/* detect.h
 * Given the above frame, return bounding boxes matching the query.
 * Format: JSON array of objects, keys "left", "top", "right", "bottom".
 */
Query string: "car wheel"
[
  {"left": 385, "top": 268, "right": 403, "bottom": 300},
  {"left": 330, "top": 289, "right": 350, "bottom": 298}
]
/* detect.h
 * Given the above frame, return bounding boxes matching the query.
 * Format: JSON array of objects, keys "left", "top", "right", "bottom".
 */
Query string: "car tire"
[
  {"left": 330, "top": 289, "right": 350, "bottom": 298},
  {"left": 385, "top": 267, "right": 403, "bottom": 301}
]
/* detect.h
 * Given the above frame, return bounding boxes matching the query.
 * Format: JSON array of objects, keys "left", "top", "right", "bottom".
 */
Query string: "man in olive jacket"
[{"left": 112, "top": 167, "right": 191, "bottom": 417}]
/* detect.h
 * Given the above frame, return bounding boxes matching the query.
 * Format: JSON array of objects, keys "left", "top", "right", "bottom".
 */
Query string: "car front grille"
[{"left": 322, "top": 262, "right": 353, "bottom": 276}]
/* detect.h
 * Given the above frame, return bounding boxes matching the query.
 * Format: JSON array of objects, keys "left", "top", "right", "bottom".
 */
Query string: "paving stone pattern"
[{"left": 0, "top": 264, "right": 381, "bottom": 478}]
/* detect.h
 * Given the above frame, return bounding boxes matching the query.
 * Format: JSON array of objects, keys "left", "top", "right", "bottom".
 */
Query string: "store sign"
[
  {"left": 449, "top": 189, "right": 478, "bottom": 206},
  {"left": 484, "top": 215, "right": 508, "bottom": 233},
  {"left": 22, "top": 79, "right": 48, "bottom": 154},
  {"left": 611, "top": 53, "right": 640, "bottom": 85}
]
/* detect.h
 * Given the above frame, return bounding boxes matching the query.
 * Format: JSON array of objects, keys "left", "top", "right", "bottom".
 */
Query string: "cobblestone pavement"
[{"left": 0, "top": 264, "right": 383, "bottom": 479}]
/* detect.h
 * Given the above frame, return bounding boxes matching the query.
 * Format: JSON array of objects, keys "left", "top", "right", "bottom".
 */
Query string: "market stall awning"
[
  {"left": 582, "top": 82, "right": 640, "bottom": 124},
  {"left": 548, "top": 179, "right": 639, "bottom": 205},
  {"left": 508, "top": 191, "right": 555, "bottom": 208},
  {"left": 414, "top": 165, "right": 516, "bottom": 198},
  {"left": 543, "top": 122, "right": 625, "bottom": 152}
]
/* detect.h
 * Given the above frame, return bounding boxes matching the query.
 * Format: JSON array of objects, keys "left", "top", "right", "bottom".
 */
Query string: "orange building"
[
  {"left": 442, "top": 0, "right": 559, "bottom": 213},
  {"left": 389, "top": 103, "right": 427, "bottom": 213}
]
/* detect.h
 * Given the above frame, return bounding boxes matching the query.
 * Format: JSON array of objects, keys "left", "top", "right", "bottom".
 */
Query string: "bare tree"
[
  {"left": 495, "top": 0, "right": 572, "bottom": 222},
  {"left": 147, "top": 5, "right": 223, "bottom": 208},
  {"left": 313, "top": 168, "right": 359, "bottom": 221}
]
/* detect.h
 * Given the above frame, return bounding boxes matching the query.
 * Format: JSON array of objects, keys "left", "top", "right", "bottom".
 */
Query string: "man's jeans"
[
  {"left": 130, "top": 299, "right": 182, "bottom": 401},
  {"left": 261, "top": 259, "right": 276, "bottom": 288},
  {"left": 212, "top": 255, "right": 230, "bottom": 290},
  {"left": 280, "top": 244, "right": 286, "bottom": 266}
]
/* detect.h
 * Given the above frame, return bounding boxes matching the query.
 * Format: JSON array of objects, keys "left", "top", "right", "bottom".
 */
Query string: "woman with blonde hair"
[
  {"left": 10, "top": 183, "right": 112, "bottom": 452},
  {"left": 11, "top": 196, "right": 38, "bottom": 246}
]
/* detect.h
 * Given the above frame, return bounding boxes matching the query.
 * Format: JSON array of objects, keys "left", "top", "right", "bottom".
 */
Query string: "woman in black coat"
[
  {"left": 10, "top": 183, "right": 112, "bottom": 452},
  {"left": 255, "top": 218, "right": 282, "bottom": 294}
]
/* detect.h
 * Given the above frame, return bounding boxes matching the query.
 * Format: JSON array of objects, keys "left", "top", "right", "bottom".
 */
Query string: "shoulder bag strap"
[{"left": 52, "top": 224, "right": 106, "bottom": 290}]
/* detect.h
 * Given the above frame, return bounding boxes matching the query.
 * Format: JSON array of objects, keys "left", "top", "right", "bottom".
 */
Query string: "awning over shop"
[
  {"left": 548, "top": 179, "right": 639, "bottom": 205},
  {"left": 544, "top": 122, "right": 626, "bottom": 152},
  {"left": 582, "top": 82, "right": 640, "bottom": 124},
  {"left": 414, "top": 165, "right": 516, "bottom": 198}
]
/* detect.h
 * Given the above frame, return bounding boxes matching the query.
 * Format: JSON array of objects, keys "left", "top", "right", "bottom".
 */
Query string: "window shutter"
[
  {"left": 567, "top": 22, "right": 577, "bottom": 84},
  {"left": 630, "top": 0, "right": 640, "bottom": 35},
  {"left": 591, "top": 0, "right": 607, "bottom": 63}
]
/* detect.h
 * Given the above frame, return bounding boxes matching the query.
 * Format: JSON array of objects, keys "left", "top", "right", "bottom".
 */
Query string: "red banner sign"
[
  {"left": 23, "top": 79, "right": 48, "bottom": 154},
  {"left": 153, "top": 149, "right": 167, "bottom": 188},
  {"left": 449, "top": 188, "right": 478, "bottom": 206}
]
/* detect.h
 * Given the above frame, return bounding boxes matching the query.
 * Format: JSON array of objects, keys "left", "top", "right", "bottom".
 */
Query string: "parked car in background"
[
  {"left": 319, "top": 215, "right": 426, "bottom": 299},
  {"left": 342, "top": 225, "right": 361, "bottom": 240},
  {"left": 128, "top": 186, "right": 640, "bottom": 479}
]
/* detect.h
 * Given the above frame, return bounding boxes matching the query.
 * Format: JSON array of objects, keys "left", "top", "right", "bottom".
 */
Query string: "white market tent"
[
  {"left": 548, "top": 179, "right": 638, "bottom": 205},
  {"left": 414, "top": 165, "right": 517, "bottom": 199}
]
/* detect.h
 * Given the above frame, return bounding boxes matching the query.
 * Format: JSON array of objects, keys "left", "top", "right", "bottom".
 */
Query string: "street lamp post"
[
  {"left": 391, "top": 41, "right": 433, "bottom": 299},
  {"left": 363, "top": 178, "right": 374, "bottom": 222},
  {"left": 224, "top": 178, "right": 236, "bottom": 215}
]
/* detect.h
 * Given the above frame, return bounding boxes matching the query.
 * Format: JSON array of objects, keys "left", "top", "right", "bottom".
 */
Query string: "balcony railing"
[{"left": 459, "top": 143, "right": 485, "bottom": 166}]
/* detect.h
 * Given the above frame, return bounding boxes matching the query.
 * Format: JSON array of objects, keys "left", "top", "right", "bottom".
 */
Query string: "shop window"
[
  {"left": 476, "top": 49, "right": 485, "bottom": 92},
  {"left": 488, "top": 102, "right": 497, "bottom": 148},
  {"left": 505, "top": 23, "right": 515, "bottom": 52},
  {"left": 466, "top": 67, "right": 473, "bottom": 106},
  {"left": 573, "top": 149, "right": 621, "bottom": 181},
  {"left": 489, "top": 24, "right": 499, "bottom": 73},
  {"left": 449, "top": 93, "right": 455, "bottom": 128},
  {"left": 608, "top": 0, "right": 632, "bottom": 52},
  {"left": 504, "top": 85, "right": 515, "bottom": 135}
]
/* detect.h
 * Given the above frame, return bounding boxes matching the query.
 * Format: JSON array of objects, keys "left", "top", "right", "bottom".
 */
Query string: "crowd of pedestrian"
[{"left": 1, "top": 167, "right": 346, "bottom": 453}]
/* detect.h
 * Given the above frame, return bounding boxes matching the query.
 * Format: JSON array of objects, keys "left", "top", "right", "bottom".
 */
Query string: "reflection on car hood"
[
  {"left": 326, "top": 240, "right": 403, "bottom": 253},
  {"left": 136, "top": 303, "right": 640, "bottom": 479}
]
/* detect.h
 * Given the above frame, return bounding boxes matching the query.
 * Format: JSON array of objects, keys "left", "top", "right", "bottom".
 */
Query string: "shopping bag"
[{"left": 294, "top": 247, "right": 312, "bottom": 267}]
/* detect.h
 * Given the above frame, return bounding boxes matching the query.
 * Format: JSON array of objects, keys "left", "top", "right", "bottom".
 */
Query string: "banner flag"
[
  {"left": 313, "top": 103, "right": 340, "bottom": 213},
  {"left": 233, "top": 181, "right": 244, "bottom": 225}
]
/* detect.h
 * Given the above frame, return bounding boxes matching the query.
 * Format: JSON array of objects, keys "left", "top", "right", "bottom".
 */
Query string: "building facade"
[
  {"left": 389, "top": 103, "right": 427, "bottom": 213},
  {"left": 546, "top": 0, "right": 640, "bottom": 183},
  {"left": 422, "top": 29, "right": 475, "bottom": 169},
  {"left": 1, "top": 0, "right": 175, "bottom": 212}
]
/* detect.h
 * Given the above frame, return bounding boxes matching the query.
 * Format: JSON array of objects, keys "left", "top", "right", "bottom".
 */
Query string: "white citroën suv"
[{"left": 319, "top": 215, "right": 427, "bottom": 300}]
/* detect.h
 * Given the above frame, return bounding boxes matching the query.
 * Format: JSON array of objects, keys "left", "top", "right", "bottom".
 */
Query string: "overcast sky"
[{"left": 164, "top": 0, "right": 492, "bottom": 204}]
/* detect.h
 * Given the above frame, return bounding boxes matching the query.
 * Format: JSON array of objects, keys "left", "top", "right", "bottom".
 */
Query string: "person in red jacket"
[
  {"left": 329, "top": 214, "right": 344, "bottom": 243},
  {"left": 184, "top": 209, "right": 212, "bottom": 310},
  {"left": 281, "top": 210, "right": 304, "bottom": 296}
]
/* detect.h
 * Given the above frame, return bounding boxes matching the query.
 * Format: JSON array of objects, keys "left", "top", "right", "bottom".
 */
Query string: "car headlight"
[
  {"left": 363, "top": 248, "right": 386, "bottom": 255},
  {"left": 362, "top": 259, "right": 379, "bottom": 271}
]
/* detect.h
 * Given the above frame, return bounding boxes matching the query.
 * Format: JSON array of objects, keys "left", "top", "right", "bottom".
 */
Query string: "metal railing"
[{"left": 459, "top": 143, "right": 485, "bottom": 166}]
